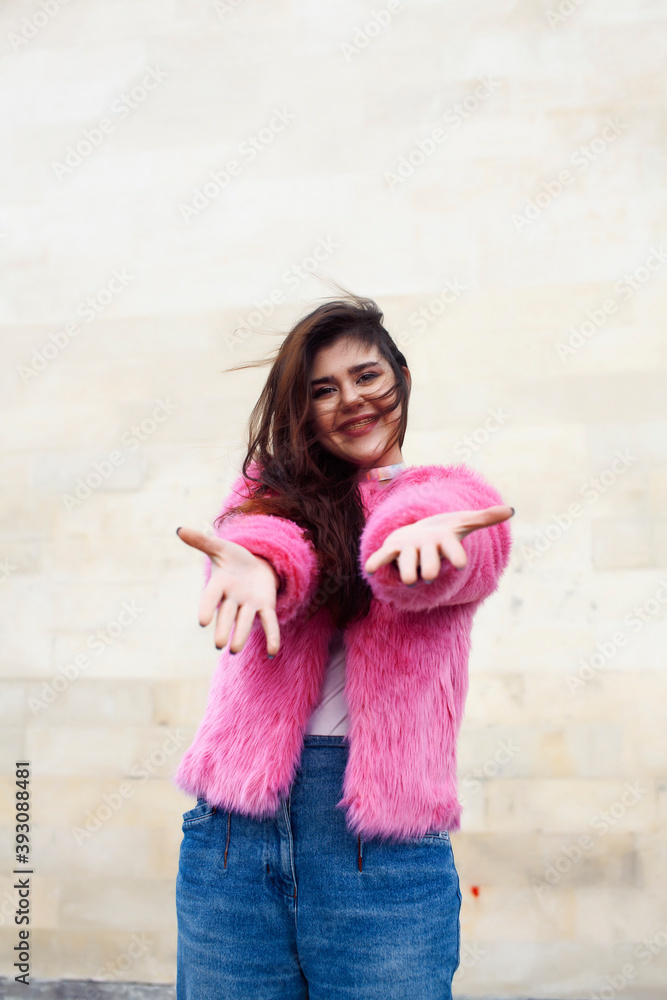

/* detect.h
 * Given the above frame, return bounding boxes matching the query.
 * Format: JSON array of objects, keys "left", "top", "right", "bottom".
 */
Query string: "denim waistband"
[{"left": 302, "top": 734, "right": 348, "bottom": 746}]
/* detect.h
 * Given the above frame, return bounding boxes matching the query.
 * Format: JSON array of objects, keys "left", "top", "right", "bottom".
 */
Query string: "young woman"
[{"left": 173, "top": 294, "right": 514, "bottom": 1000}]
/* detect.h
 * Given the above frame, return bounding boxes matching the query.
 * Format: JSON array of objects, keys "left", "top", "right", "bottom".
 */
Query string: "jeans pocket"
[
  {"left": 182, "top": 796, "right": 216, "bottom": 828},
  {"left": 419, "top": 829, "right": 451, "bottom": 842}
]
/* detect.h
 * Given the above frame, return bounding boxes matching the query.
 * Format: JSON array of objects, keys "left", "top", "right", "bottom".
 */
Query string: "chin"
[
  {"left": 340, "top": 446, "right": 389, "bottom": 467},
  {"left": 322, "top": 430, "right": 391, "bottom": 467}
]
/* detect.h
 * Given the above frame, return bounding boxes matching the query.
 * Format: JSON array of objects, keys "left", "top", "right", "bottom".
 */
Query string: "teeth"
[{"left": 345, "top": 417, "right": 376, "bottom": 431}]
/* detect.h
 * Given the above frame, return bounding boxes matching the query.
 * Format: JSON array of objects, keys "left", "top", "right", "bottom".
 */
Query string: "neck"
[{"left": 358, "top": 460, "right": 406, "bottom": 483}]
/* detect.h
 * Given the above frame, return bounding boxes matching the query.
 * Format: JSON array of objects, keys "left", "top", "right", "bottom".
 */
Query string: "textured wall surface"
[{"left": 1, "top": 0, "right": 666, "bottom": 996}]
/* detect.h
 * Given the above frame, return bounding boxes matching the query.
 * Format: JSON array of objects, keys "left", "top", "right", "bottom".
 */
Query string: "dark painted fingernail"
[
  {"left": 425, "top": 580, "right": 434, "bottom": 585},
  {"left": 510, "top": 507, "right": 515, "bottom": 516},
  {"left": 267, "top": 654, "right": 275, "bottom": 660},
  {"left": 229, "top": 649, "right": 236, "bottom": 655},
  {"left": 407, "top": 582, "right": 416, "bottom": 588},
  {"left": 176, "top": 526, "right": 182, "bottom": 535}
]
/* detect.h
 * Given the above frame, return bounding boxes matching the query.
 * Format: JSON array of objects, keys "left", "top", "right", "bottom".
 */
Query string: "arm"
[
  {"left": 358, "top": 463, "right": 512, "bottom": 611},
  {"left": 202, "top": 467, "right": 319, "bottom": 624}
]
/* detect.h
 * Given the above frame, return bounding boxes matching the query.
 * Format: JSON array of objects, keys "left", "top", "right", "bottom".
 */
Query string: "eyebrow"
[{"left": 310, "top": 359, "right": 383, "bottom": 387}]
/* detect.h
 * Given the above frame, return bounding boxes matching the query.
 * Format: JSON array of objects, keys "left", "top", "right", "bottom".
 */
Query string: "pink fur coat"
[{"left": 173, "top": 462, "right": 512, "bottom": 843}]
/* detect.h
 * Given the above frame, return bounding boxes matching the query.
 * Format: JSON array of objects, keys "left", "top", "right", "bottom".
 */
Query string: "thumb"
[{"left": 176, "top": 526, "right": 219, "bottom": 556}]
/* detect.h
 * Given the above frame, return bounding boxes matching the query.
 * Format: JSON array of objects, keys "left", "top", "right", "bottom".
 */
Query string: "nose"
[{"left": 337, "top": 378, "right": 366, "bottom": 408}]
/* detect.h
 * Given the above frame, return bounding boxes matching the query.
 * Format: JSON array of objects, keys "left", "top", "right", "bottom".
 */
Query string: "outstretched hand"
[
  {"left": 176, "top": 527, "right": 281, "bottom": 656},
  {"left": 364, "top": 505, "right": 514, "bottom": 585}
]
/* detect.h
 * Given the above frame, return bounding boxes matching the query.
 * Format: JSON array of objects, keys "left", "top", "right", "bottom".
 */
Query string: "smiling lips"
[{"left": 339, "top": 415, "right": 379, "bottom": 435}]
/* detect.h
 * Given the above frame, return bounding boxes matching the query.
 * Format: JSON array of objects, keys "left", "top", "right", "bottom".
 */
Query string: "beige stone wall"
[{"left": 1, "top": 0, "right": 666, "bottom": 995}]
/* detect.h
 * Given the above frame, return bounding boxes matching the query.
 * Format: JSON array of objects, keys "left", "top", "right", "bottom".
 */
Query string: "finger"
[
  {"left": 438, "top": 535, "right": 468, "bottom": 570},
  {"left": 229, "top": 603, "right": 259, "bottom": 654},
  {"left": 199, "top": 571, "right": 229, "bottom": 627},
  {"left": 257, "top": 607, "right": 281, "bottom": 657},
  {"left": 457, "top": 505, "right": 515, "bottom": 536},
  {"left": 416, "top": 541, "right": 441, "bottom": 582},
  {"left": 396, "top": 546, "right": 419, "bottom": 586},
  {"left": 176, "top": 525, "right": 220, "bottom": 558},
  {"left": 213, "top": 596, "right": 238, "bottom": 650},
  {"left": 364, "top": 543, "right": 402, "bottom": 575}
]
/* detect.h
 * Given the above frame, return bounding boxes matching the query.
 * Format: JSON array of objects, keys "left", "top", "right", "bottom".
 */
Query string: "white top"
[
  {"left": 304, "top": 627, "right": 349, "bottom": 735},
  {"left": 304, "top": 462, "right": 406, "bottom": 737}
]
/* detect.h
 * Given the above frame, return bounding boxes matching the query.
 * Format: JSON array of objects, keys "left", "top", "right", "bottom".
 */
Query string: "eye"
[{"left": 313, "top": 372, "right": 379, "bottom": 399}]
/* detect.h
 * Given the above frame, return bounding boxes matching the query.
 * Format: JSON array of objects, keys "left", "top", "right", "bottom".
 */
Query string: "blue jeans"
[{"left": 176, "top": 735, "right": 462, "bottom": 999}]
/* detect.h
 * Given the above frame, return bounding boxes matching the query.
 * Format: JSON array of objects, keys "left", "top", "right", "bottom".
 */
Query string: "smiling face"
[{"left": 308, "top": 335, "right": 410, "bottom": 470}]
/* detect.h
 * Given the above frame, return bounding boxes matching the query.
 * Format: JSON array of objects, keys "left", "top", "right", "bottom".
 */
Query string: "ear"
[{"left": 401, "top": 365, "right": 411, "bottom": 395}]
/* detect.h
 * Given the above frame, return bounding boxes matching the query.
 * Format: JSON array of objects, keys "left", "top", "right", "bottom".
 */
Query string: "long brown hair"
[{"left": 216, "top": 289, "right": 411, "bottom": 629}]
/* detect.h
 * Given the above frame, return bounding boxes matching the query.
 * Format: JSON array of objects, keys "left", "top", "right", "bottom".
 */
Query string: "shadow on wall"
[{"left": 0, "top": 980, "right": 175, "bottom": 999}]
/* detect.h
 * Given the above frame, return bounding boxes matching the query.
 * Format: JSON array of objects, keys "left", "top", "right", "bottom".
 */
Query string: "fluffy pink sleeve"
[
  {"left": 202, "top": 466, "right": 319, "bottom": 623},
  {"left": 357, "top": 463, "right": 512, "bottom": 611}
]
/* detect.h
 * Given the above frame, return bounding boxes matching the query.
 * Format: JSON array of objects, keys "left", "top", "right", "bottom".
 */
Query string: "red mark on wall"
[{"left": 471, "top": 885, "right": 480, "bottom": 897}]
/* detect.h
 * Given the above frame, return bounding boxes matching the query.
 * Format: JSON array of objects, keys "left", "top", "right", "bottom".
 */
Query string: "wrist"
[{"left": 255, "top": 555, "right": 285, "bottom": 595}]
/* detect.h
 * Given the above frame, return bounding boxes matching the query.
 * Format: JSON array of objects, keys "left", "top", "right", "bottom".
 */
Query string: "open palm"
[
  {"left": 364, "top": 505, "right": 514, "bottom": 585},
  {"left": 176, "top": 527, "right": 281, "bottom": 655}
]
